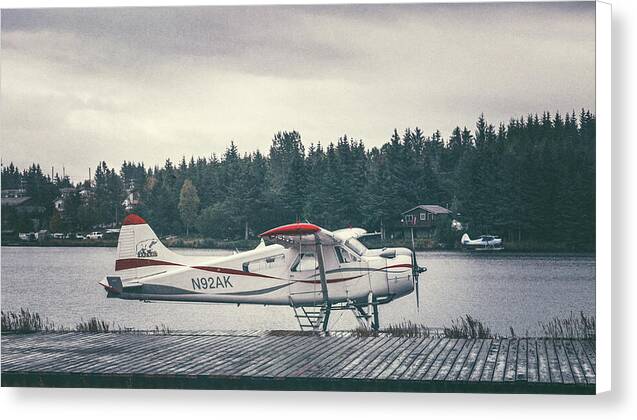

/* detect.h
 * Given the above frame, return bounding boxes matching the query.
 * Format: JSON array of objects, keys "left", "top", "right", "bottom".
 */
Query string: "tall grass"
[
  {"left": 75, "top": 317, "right": 111, "bottom": 333},
  {"left": 1, "top": 308, "right": 55, "bottom": 333},
  {"left": 352, "top": 321, "right": 431, "bottom": 338},
  {"left": 384, "top": 321, "right": 431, "bottom": 338},
  {"left": 152, "top": 323, "right": 172, "bottom": 335},
  {"left": 1, "top": 309, "right": 174, "bottom": 334},
  {"left": 538, "top": 311, "right": 595, "bottom": 339},
  {"left": 443, "top": 315, "right": 492, "bottom": 339}
]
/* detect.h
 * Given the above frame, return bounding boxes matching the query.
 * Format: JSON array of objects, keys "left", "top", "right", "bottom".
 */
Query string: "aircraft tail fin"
[
  {"left": 461, "top": 233, "right": 470, "bottom": 244},
  {"left": 115, "top": 214, "right": 180, "bottom": 272}
]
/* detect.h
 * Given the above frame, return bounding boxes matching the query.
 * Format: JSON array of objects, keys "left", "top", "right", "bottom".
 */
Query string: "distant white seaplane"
[
  {"left": 461, "top": 233, "right": 504, "bottom": 251},
  {"left": 100, "top": 214, "right": 425, "bottom": 332}
]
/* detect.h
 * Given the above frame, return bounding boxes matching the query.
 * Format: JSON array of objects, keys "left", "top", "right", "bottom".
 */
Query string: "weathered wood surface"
[{"left": 1, "top": 332, "right": 595, "bottom": 392}]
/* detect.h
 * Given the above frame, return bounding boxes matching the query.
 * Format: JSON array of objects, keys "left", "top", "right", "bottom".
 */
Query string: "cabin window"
[
  {"left": 420, "top": 213, "right": 426, "bottom": 220},
  {"left": 243, "top": 254, "right": 285, "bottom": 272},
  {"left": 345, "top": 238, "right": 367, "bottom": 256},
  {"left": 291, "top": 253, "right": 319, "bottom": 272},
  {"left": 335, "top": 246, "right": 356, "bottom": 264}
]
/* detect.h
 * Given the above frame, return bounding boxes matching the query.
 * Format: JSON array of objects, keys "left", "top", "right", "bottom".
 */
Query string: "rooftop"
[{"left": 402, "top": 204, "right": 452, "bottom": 215}]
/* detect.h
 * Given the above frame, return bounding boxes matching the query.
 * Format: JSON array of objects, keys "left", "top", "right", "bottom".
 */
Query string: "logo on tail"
[{"left": 136, "top": 239, "right": 158, "bottom": 258}]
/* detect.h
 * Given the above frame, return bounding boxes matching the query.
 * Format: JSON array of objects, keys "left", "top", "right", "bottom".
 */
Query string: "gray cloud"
[{"left": 1, "top": 2, "right": 595, "bottom": 183}]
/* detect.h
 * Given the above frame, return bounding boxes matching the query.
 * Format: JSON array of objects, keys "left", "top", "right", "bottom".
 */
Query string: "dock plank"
[
  {"left": 554, "top": 339, "right": 575, "bottom": 384},
  {"left": 186, "top": 334, "right": 275, "bottom": 376},
  {"left": 434, "top": 339, "right": 467, "bottom": 381},
  {"left": 526, "top": 338, "right": 538, "bottom": 382},
  {"left": 492, "top": 338, "right": 510, "bottom": 382},
  {"left": 240, "top": 334, "right": 313, "bottom": 377},
  {"left": 564, "top": 340, "right": 587, "bottom": 385},
  {"left": 351, "top": 337, "right": 407, "bottom": 379},
  {"left": 504, "top": 338, "right": 519, "bottom": 382},
  {"left": 467, "top": 339, "right": 491, "bottom": 382},
  {"left": 294, "top": 335, "right": 363, "bottom": 378},
  {"left": 402, "top": 338, "right": 445, "bottom": 380},
  {"left": 317, "top": 336, "right": 380, "bottom": 378},
  {"left": 388, "top": 336, "right": 436, "bottom": 380},
  {"left": 457, "top": 339, "right": 482, "bottom": 382},
  {"left": 332, "top": 334, "right": 395, "bottom": 379},
  {"left": 545, "top": 339, "right": 563, "bottom": 383},
  {"left": 273, "top": 335, "right": 349, "bottom": 378},
  {"left": 421, "top": 338, "right": 457, "bottom": 381},
  {"left": 572, "top": 340, "right": 596, "bottom": 384},
  {"left": 374, "top": 336, "right": 427, "bottom": 380},
  {"left": 580, "top": 340, "right": 596, "bottom": 372},
  {"left": 480, "top": 338, "right": 502, "bottom": 382},
  {"left": 447, "top": 339, "right": 475, "bottom": 381},
  {"left": 537, "top": 339, "right": 551, "bottom": 383}
]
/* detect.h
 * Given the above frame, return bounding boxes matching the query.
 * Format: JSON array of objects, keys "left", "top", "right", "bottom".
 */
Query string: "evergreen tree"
[{"left": 178, "top": 179, "right": 200, "bottom": 236}]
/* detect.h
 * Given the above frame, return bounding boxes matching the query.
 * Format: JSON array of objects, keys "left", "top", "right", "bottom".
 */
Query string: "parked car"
[
  {"left": 103, "top": 228, "right": 121, "bottom": 240},
  {"left": 75, "top": 233, "right": 86, "bottom": 240},
  {"left": 52, "top": 233, "right": 65, "bottom": 239},
  {"left": 86, "top": 232, "right": 103, "bottom": 240},
  {"left": 18, "top": 232, "right": 36, "bottom": 241}
]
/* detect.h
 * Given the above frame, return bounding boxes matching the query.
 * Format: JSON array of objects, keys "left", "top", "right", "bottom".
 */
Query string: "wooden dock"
[{"left": 1, "top": 331, "right": 595, "bottom": 394}]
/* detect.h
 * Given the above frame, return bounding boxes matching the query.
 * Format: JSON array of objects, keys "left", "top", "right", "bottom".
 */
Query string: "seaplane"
[
  {"left": 99, "top": 214, "right": 426, "bottom": 332},
  {"left": 461, "top": 233, "right": 504, "bottom": 251}
]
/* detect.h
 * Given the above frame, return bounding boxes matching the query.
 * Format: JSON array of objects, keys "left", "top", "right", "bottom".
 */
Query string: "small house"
[{"left": 400, "top": 204, "right": 452, "bottom": 237}]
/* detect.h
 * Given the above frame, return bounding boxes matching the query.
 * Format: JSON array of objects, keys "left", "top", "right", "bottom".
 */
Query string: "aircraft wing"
[
  {"left": 332, "top": 227, "right": 368, "bottom": 242},
  {"left": 258, "top": 223, "right": 339, "bottom": 247}
]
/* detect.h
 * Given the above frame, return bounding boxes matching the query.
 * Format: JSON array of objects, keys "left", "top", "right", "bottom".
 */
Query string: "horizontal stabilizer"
[{"left": 103, "top": 276, "right": 123, "bottom": 294}]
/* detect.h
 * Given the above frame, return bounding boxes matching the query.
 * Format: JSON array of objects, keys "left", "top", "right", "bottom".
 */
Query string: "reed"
[
  {"left": 352, "top": 326, "right": 379, "bottom": 337},
  {"left": 443, "top": 314, "right": 493, "bottom": 339},
  {"left": 75, "top": 317, "right": 111, "bottom": 333},
  {"left": 351, "top": 321, "right": 431, "bottom": 338},
  {"left": 1, "top": 308, "right": 55, "bottom": 333},
  {"left": 151, "top": 324, "right": 172, "bottom": 335},
  {"left": 538, "top": 311, "right": 595, "bottom": 339},
  {"left": 384, "top": 321, "right": 431, "bottom": 338}
]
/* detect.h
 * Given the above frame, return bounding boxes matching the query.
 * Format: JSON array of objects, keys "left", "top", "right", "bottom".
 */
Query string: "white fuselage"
[{"left": 107, "top": 243, "right": 414, "bottom": 307}]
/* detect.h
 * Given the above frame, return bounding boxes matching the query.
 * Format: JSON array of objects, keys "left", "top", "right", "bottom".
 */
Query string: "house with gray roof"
[{"left": 400, "top": 204, "right": 453, "bottom": 237}]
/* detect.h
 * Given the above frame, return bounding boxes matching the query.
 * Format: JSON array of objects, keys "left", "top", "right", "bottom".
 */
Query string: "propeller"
[{"left": 409, "top": 229, "right": 426, "bottom": 310}]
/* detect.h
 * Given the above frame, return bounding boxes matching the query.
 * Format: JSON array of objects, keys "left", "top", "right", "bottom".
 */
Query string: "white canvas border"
[{"left": 595, "top": 0, "right": 611, "bottom": 394}]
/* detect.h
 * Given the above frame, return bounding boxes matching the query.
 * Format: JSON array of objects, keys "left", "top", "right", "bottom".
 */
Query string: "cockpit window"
[
  {"left": 335, "top": 246, "right": 356, "bottom": 264},
  {"left": 345, "top": 238, "right": 367, "bottom": 256},
  {"left": 291, "top": 253, "right": 319, "bottom": 272}
]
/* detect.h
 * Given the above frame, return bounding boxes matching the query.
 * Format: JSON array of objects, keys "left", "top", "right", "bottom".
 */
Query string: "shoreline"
[{"left": 0, "top": 241, "right": 596, "bottom": 256}]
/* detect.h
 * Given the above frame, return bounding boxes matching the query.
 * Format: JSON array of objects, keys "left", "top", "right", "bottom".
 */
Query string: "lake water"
[{"left": 1, "top": 247, "right": 595, "bottom": 335}]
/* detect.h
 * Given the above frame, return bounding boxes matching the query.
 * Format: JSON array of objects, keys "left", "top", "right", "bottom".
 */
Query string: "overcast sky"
[{"left": 1, "top": 2, "right": 595, "bottom": 183}]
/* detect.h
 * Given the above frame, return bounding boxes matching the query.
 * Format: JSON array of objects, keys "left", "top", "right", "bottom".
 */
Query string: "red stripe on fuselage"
[
  {"left": 192, "top": 266, "right": 279, "bottom": 279},
  {"left": 115, "top": 258, "right": 182, "bottom": 271},
  {"left": 115, "top": 258, "right": 283, "bottom": 280}
]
